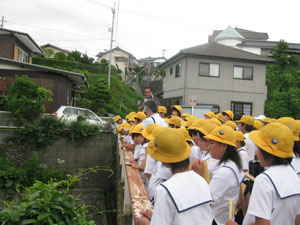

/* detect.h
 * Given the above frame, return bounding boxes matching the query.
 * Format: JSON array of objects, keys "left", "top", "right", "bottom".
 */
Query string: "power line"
[
  {"left": 6, "top": 20, "right": 110, "bottom": 40},
  {"left": 83, "top": 0, "right": 112, "bottom": 9}
]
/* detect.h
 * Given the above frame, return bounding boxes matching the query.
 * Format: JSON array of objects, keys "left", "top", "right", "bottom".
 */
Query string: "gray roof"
[
  {"left": 210, "top": 27, "right": 269, "bottom": 42},
  {"left": 214, "top": 26, "right": 244, "bottom": 41},
  {"left": 0, "top": 28, "right": 44, "bottom": 55},
  {"left": 237, "top": 40, "right": 300, "bottom": 50},
  {"left": 96, "top": 46, "right": 137, "bottom": 60},
  {"left": 139, "top": 56, "right": 167, "bottom": 62},
  {"left": 41, "top": 43, "right": 70, "bottom": 53},
  {"left": 160, "top": 42, "right": 274, "bottom": 68},
  {"left": 0, "top": 57, "right": 88, "bottom": 88}
]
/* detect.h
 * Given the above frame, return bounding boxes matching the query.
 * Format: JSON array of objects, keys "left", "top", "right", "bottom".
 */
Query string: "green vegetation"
[
  {"left": 265, "top": 40, "right": 300, "bottom": 119},
  {"left": 32, "top": 55, "right": 142, "bottom": 117}
]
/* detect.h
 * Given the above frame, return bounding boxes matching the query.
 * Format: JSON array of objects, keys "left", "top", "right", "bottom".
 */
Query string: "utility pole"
[
  {"left": 162, "top": 49, "right": 166, "bottom": 57},
  {"left": 1, "top": 16, "right": 6, "bottom": 29},
  {"left": 108, "top": 3, "right": 116, "bottom": 89}
]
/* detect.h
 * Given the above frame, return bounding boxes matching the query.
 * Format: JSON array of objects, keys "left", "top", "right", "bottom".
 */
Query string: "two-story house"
[
  {"left": 96, "top": 46, "right": 137, "bottom": 81},
  {"left": 0, "top": 28, "right": 88, "bottom": 112},
  {"left": 160, "top": 42, "right": 274, "bottom": 118},
  {"left": 41, "top": 43, "right": 70, "bottom": 58}
]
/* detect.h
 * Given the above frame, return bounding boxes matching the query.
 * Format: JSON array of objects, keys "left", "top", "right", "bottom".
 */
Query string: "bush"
[
  {"left": 6, "top": 75, "right": 52, "bottom": 124},
  {"left": 54, "top": 52, "right": 67, "bottom": 61}
]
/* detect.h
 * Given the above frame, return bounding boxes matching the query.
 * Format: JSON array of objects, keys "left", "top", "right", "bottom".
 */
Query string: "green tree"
[
  {"left": 44, "top": 48, "right": 54, "bottom": 58},
  {"left": 54, "top": 52, "right": 67, "bottom": 61},
  {"left": 7, "top": 76, "right": 53, "bottom": 124},
  {"left": 68, "top": 50, "right": 82, "bottom": 62},
  {"left": 265, "top": 40, "right": 300, "bottom": 119}
]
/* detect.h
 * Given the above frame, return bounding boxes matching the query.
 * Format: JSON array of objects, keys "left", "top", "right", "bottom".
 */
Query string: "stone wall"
[{"left": 0, "top": 129, "right": 117, "bottom": 225}]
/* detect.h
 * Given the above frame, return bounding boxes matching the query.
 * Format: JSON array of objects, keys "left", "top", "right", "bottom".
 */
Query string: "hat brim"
[
  {"left": 204, "top": 134, "right": 237, "bottom": 147},
  {"left": 293, "top": 135, "right": 299, "bottom": 141},
  {"left": 147, "top": 140, "right": 191, "bottom": 163},
  {"left": 141, "top": 129, "right": 150, "bottom": 139},
  {"left": 249, "top": 131, "right": 293, "bottom": 158}
]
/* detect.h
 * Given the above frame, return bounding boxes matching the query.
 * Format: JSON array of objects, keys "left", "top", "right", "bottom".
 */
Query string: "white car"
[{"left": 55, "top": 106, "right": 107, "bottom": 127}]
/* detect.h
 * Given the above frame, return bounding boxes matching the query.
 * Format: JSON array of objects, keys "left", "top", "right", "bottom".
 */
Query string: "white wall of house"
[
  {"left": 216, "top": 39, "right": 242, "bottom": 47},
  {"left": 239, "top": 46, "right": 261, "bottom": 55},
  {"left": 97, "top": 49, "right": 130, "bottom": 81}
]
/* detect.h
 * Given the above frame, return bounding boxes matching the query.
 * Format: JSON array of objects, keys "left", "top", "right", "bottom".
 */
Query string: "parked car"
[{"left": 55, "top": 106, "right": 107, "bottom": 127}]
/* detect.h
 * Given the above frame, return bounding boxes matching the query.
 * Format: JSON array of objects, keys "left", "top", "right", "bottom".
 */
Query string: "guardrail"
[{"left": 118, "top": 135, "right": 151, "bottom": 225}]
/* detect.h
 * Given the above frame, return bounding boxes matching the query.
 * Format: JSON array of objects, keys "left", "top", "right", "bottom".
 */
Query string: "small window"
[
  {"left": 199, "top": 63, "right": 219, "bottom": 77},
  {"left": 170, "top": 67, "right": 173, "bottom": 75},
  {"left": 163, "top": 70, "right": 166, "bottom": 78},
  {"left": 234, "top": 66, "right": 253, "bottom": 80},
  {"left": 115, "top": 57, "right": 127, "bottom": 62},
  {"left": 231, "top": 101, "right": 252, "bottom": 119},
  {"left": 175, "top": 64, "right": 181, "bottom": 78},
  {"left": 63, "top": 108, "right": 78, "bottom": 116},
  {"left": 17, "top": 47, "right": 29, "bottom": 63}
]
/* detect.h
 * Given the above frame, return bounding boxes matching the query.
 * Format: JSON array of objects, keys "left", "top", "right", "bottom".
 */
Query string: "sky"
[{"left": 1, "top": 0, "right": 300, "bottom": 60}]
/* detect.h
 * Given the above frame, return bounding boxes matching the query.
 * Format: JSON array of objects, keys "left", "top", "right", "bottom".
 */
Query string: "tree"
[
  {"left": 67, "top": 50, "right": 82, "bottom": 62},
  {"left": 54, "top": 52, "right": 67, "bottom": 61},
  {"left": 265, "top": 40, "right": 300, "bottom": 119},
  {"left": 44, "top": 48, "right": 54, "bottom": 58},
  {"left": 7, "top": 75, "right": 53, "bottom": 124}
]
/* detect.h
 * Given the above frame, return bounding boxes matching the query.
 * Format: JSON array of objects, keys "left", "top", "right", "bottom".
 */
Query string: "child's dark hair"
[
  {"left": 219, "top": 145, "right": 242, "bottom": 171},
  {"left": 188, "top": 129, "right": 197, "bottom": 137},
  {"left": 241, "top": 122, "right": 255, "bottom": 132},
  {"left": 259, "top": 148, "right": 292, "bottom": 165},
  {"left": 294, "top": 141, "right": 300, "bottom": 157},
  {"left": 135, "top": 118, "right": 141, "bottom": 123},
  {"left": 168, "top": 157, "right": 190, "bottom": 173},
  {"left": 131, "top": 133, "right": 145, "bottom": 144},
  {"left": 240, "top": 140, "right": 246, "bottom": 147},
  {"left": 187, "top": 140, "right": 193, "bottom": 146}
]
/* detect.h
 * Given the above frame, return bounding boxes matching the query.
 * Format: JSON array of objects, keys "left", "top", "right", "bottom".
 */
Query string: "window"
[
  {"left": 233, "top": 66, "right": 253, "bottom": 80},
  {"left": 199, "top": 63, "right": 219, "bottom": 77},
  {"left": 17, "top": 47, "right": 29, "bottom": 63},
  {"left": 163, "top": 70, "right": 166, "bottom": 78},
  {"left": 175, "top": 64, "right": 181, "bottom": 78},
  {"left": 170, "top": 67, "right": 173, "bottom": 75},
  {"left": 231, "top": 102, "right": 252, "bottom": 119},
  {"left": 115, "top": 57, "right": 127, "bottom": 62}
]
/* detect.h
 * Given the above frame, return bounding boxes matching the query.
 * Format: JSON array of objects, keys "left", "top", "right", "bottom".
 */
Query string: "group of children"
[{"left": 115, "top": 100, "right": 300, "bottom": 225}]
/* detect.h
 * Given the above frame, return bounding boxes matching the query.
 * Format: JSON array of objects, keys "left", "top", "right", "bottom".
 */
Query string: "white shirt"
[
  {"left": 201, "top": 152, "right": 220, "bottom": 178},
  {"left": 237, "top": 147, "right": 249, "bottom": 171},
  {"left": 244, "top": 133, "right": 258, "bottom": 161},
  {"left": 243, "top": 165, "right": 300, "bottom": 225},
  {"left": 291, "top": 155, "right": 300, "bottom": 178},
  {"left": 189, "top": 145, "right": 200, "bottom": 162},
  {"left": 144, "top": 154, "right": 157, "bottom": 175},
  {"left": 150, "top": 171, "right": 213, "bottom": 225},
  {"left": 209, "top": 160, "right": 244, "bottom": 225},
  {"left": 140, "top": 113, "right": 168, "bottom": 128}
]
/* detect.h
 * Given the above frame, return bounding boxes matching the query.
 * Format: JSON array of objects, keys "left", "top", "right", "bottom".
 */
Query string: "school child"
[
  {"left": 193, "top": 125, "right": 244, "bottom": 225},
  {"left": 114, "top": 115, "right": 123, "bottom": 129},
  {"left": 171, "top": 105, "right": 182, "bottom": 118},
  {"left": 178, "top": 127, "right": 199, "bottom": 162},
  {"left": 167, "top": 116, "right": 181, "bottom": 128},
  {"left": 253, "top": 120, "right": 263, "bottom": 130},
  {"left": 157, "top": 106, "right": 167, "bottom": 118},
  {"left": 215, "top": 113, "right": 224, "bottom": 124},
  {"left": 277, "top": 117, "right": 300, "bottom": 177},
  {"left": 235, "top": 131, "right": 249, "bottom": 173},
  {"left": 222, "top": 110, "right": 234, "bottom": 122},
  {"left": 134, "top": 111, "right": 147, "bottom": 124},
  {"left": 224, "top": 121, "right": 237, "bottom": 131},
  {"left": 226, "top": 123, "right": 300, "bottom": 225},
  {"left": 127, "top": 116, "right": 136, "bottom": 126},
  {"left": 189, "top": 120, "right": 220, "bottom": 178},
  {"left": 136, "top": 128, "right": 213, "bottom": 225},
  {"left": 204, "top": 111, "right": 216, "bottom": 120},
  {"left": 181, "top": 113, "right": 190, "bottom": 120}
]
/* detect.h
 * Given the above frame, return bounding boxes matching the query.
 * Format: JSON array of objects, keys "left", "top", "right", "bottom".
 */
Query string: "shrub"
[{"left": 54, "top": 52, "right": 67, "bottom": 61}]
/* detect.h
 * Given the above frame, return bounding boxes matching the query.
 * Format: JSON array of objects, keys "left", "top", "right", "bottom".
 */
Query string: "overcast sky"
[{"left": 1, "top": 0, "right": 300, "bottom": 60}]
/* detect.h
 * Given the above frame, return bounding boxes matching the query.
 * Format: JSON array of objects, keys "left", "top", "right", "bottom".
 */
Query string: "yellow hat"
[
  {"left": 222, "top": 110, "right": 234, "bottom": 120},
  {"left": 146, "top": 126, "right": 165, "bottom": 141},
  {"left": 254, "top": 120, "right": 263, "bottom": 130},
  {"left": 188, "top": 119, "right": 206, "bottom": 131},
  {"left": 215, "top": 113, "right": 224, "bottom": 122},
  {"left": 297, "top": 120, "right": 300, "bottom": 134},
  {"left": 209, "top": 118, "right": 222, "bottom": 126},
  {"left": 270, "top": 118, "right": 277, "bottom": 123},
  {"left": 164, "top": 118, "right": 169, "bottom": 123},
  {"left": 168, "top": 116, "right": 181, "bottom": 128},
  {"left": 182, "top": 113, "right": 190, "bottom": 118},
  {"left": 178, "top": 127, "right": 192, "bottom": 142},
  {"left": 204, "top": 125, "right": 237, "bottom": 147},
  {"left": 249, "top": 123, "right": 294, "bottom": 158},
  {"left": 262, "top": 117, "right": 272, "bottom": 124},
  {"left": 129, "top": 125, "right": 136, "bottom": 135},
  {"left": 125, "top": 114, "right": 130, "bottom": 120},
  {"left": 134, "top": 111, "right": 147, "bottom": 121},
  {"left": 147, "top": 128, "right": 191, "bottom": 163},
  {"left": 235, "top": 130, "right": 245, "bottom": 141},
  {"left": 114, "top": 115, "right": 122, "bottom": 123},
  {"left": 171, "top": 105, "right": 183, "bottom": 114},
  {"left": 277, "top": 117, "right": 300, "bottom": 141},
  {"left": 224, "top": 120, "right": 237, "bottom": 130},
  {"left": 158, "top": 106, "right": 167, "bottom": 114},
  {"left": 204, "top": 111, "right": 215, "bottom": 119},
  {"left": 237, "top": 115, "right": 254, "bottom": 126},
  {"left": 129, "top": 112, "right": 136, "bottom": 117},
  {"left": 117, "top": 122, "right": 130, "bottom": 133},
  {"left": 127, "top": 116, "right": 135, "bottom": 123},
  {"left": 197, "top": 121, "right": 218, "bottom": 136},
  {"left": 130, "top": 124, "right": 146, "bottom": 136},
  {"left": 141, "top": 124, "right": 158, "bottom": 139}
]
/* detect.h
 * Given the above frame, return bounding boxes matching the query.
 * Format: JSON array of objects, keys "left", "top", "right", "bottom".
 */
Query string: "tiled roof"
[{"left": 214, "top": 26, "right": 244, "bottom": 41}]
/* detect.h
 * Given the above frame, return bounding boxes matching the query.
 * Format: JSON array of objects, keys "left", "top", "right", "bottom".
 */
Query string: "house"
[
  {"left": 41, "top": 43, "right": 70, "bottom": 58},
  {"left": 159, "top": 42, "right": 274, "bottom": 118},
  {"left": 0, "top": 28, "right": 88, "bottom": 113},
  {"left": 138, "top": 56, "right": 166, "bottom": 67},
  {"left": 96, "top": 46, "right": 137, "bottom": 81},
  {"left": 0, "top": 28, "right": 44, "bottom": 63},
  {"left": 209, "top": 26, "right": 300, "bottom": 56}
]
